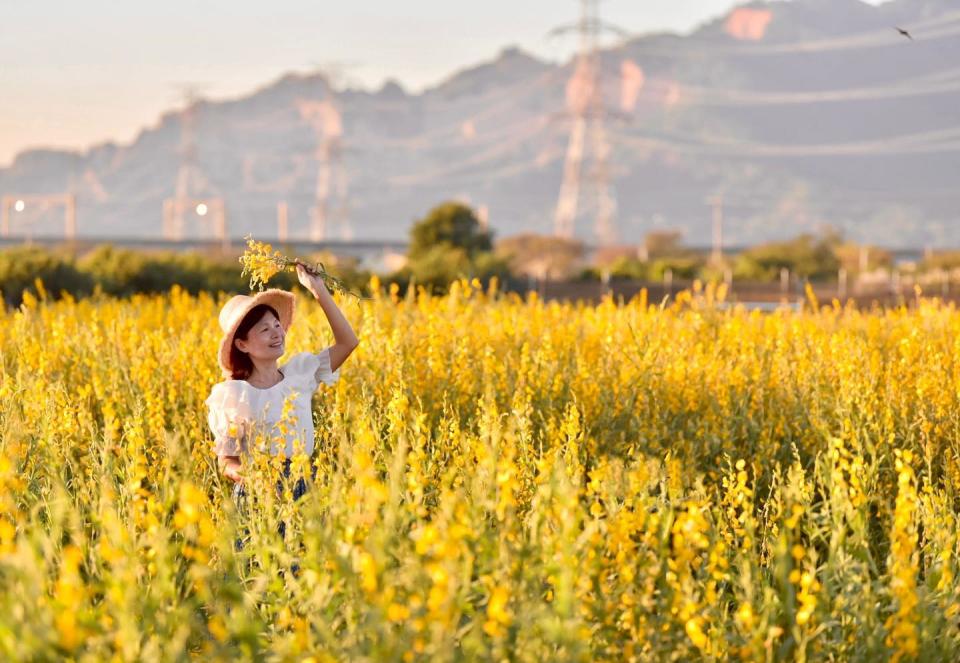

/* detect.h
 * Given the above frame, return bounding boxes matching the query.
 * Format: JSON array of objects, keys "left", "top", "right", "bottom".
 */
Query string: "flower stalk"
[{"left": 239, "top": 234, "right": 367, "bottom": 300}]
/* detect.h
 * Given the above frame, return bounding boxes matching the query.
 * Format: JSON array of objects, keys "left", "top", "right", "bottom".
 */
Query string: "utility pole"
[
  {"left": 277, "top": 201, "right": 289, "bottom": 242},
  {"left": 708, "top": 194, "right": 724, "bottom": 265},
  {"left": 477, "top": 204, "right": 489, "bottom": 231},
  {"left": 552, "top": 0, "right": 622, "bottom": 247}
]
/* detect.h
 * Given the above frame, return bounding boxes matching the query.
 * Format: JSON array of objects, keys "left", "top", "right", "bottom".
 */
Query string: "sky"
[{"left": 0, "top": 0, "right": 886, "bottom": 166}]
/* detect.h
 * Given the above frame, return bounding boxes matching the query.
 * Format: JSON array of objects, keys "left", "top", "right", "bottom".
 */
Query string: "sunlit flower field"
[{"left": 2, "top": 278, "right": 959, "bottom": 661}]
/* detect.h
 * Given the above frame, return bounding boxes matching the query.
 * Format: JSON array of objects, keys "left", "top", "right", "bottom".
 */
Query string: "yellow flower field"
[{"left": 1, "top": 278, "right": 959, "bottom": 661}]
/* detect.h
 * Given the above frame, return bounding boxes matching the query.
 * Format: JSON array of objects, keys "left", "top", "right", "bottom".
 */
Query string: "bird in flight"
[{"left": 896, "top": 27, "right": 913, "bottom": 40}]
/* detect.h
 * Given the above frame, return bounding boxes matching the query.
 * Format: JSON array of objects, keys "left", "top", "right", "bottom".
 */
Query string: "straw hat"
[{"left": 217, "top": 289, "right": 295, "bottom": 375}]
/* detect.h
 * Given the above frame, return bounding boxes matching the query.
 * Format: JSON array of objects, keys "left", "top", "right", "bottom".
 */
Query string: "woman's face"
[{"left": 234, "top": 310, "right": 285, "bottom": 362}]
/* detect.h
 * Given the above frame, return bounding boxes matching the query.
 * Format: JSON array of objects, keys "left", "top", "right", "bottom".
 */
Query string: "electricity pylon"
[
  {"left": 162, "top": 84, "right": 226, "bottom": 244},
  {"left": 298, "top": 98, "right": 350, "bottom": 241},
  {"left": 0, "top": 194, "right": 76, "bottom": 239},
  {"left": 298, "top": 64, "right": 356, "bottom": 241},
  {"left": 552, "top": 0, "right": 624, "bottom": 246}
]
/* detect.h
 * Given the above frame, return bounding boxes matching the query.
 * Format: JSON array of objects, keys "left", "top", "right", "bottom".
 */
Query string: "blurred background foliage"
[
  {"left": 0, "top": 201, "right": 949, "bottom": 306},
  {"left": 0, "top": 244, "right": 372, "bottom": 306}
]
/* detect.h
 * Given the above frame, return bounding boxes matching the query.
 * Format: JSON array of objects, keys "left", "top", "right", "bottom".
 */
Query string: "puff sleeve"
[
  {"left": 283, "top": 349, "right": 340, "bottom": 391},
  {"left": 205, "top": 381, "right": 252, "bottom": 456}
]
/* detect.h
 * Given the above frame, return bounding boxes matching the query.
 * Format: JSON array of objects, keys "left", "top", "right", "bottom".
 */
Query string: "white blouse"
[{"left": 205, "top": 349, "right": 340, "bottom": 459}]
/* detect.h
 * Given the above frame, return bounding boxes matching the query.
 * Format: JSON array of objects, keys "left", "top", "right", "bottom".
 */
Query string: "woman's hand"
[
  {"left": 220, "top": 456, "right": 244, "bottom": 484},
  {"left": 225, "top": 465, "right": 243, "bottom": 484},
  {"left": 296, "top": 263, "right": 329, "bottom": 297}
]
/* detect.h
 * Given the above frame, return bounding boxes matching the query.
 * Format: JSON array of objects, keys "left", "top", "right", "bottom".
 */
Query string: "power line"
[
  {"left": 610, "top": 126, "right": 960, "bottom": 158},
  {"left": 669, "top": 68, "right": 960, "bottom": 107},
  {"left": 618, "top": 10, "right": 960, "bottom": 58},
  {"left": 614, "top": 186, "right": 960, "bottom": 204},
  {"left": 377, "top": 66, "right": 569, "bottom": 150},
  {"left": 385, "top": 115, "right": 551, "bottom": 187}
]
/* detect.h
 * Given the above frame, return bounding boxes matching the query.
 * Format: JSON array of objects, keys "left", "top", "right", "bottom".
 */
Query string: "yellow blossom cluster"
[
  {"left": 239, "top": 234, "right": 363, "bottom": 299},
  {"left": 885, "top": 449, "right": 920, "bottom": 662}
]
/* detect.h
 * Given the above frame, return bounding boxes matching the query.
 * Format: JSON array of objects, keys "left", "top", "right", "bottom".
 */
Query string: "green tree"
[
  {"left": 400, "top": 202, "right": 507, "bottom": 293},
  {"left": 408, "top": 202, "right": 493, "bottom": 262},
  {"left": 642, "top": 230, "right": 685, "bottom": 259},
  {"left": 733, "top": 233, "right": 840, "bottom": 282},
  {"left": 495, "top": 233, "right": 584, "bottom": 280}
]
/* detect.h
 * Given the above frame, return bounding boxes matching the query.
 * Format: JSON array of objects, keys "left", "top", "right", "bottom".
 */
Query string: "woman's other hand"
[{"left": 220, "top": 455, "right": 244, "bottom": 484}]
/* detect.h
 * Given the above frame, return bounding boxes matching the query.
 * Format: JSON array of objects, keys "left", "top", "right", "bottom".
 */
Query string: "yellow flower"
[
  {"left": 0, "top": 517, "right": 16, "bottom": 555},
  {"left": 173, "top": 481, "right": 206, "bottom": 528},
  {"left": 239, "top": 233, "right": 363, "bottom": 298},
  {"left": 735, "top": 603, "right": 754, "bottom": 630},
  {"left": 208, "top": 615, "right": 228, "bottom": 642},
  {"left": 356, "top": 551, "right": 378, "bottom": 594},
  {"left": 885, "top": 450, "right": 920, "bottom": 661},
  {"left": 685, "top": 617, "right": 708, "bottom": 651},
  {"left": 483, "top": 585, "right": 511, "bottom": 637},
  {"left": 387, "top": 603, "right": 410, "bottom": 623},
  {"left": 55, "top": 611, "right": 80, "bottom": 651}
]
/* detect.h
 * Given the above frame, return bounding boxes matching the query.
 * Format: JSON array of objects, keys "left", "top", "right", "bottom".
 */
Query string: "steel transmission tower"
[
  {"left": 0, "top": 194, "right": 76, "bottom": 239},
  {"left": 553, "top": 0, "right": 620, "bottom": 246},
  {"left": 162, "top": 85, "right": 226, "bottom": 245},
  {"left": 298, "top": 99, "right": 350, "bottom": 241},
  {"left": 298, "top": 67, "right": 354, "bottom": 241}
]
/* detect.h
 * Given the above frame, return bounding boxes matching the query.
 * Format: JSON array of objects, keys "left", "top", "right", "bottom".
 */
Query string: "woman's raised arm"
[{"left": 296, "top": 263, "right": 359, "bottom": 372}]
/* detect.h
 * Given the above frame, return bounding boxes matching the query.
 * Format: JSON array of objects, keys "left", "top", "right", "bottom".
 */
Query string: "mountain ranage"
[{"left": 1, "top": 0, "right": 957, "bottom": 246}]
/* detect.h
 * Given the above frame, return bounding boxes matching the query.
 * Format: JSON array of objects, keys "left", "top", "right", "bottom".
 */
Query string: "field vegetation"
[{"left": 1, "top": 280, "right": 959, "bottom": 660}]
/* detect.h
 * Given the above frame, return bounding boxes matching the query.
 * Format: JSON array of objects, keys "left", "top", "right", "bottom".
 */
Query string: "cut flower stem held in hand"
[{"left": 239, "top": 234, "right": 367, "bottom": 300}]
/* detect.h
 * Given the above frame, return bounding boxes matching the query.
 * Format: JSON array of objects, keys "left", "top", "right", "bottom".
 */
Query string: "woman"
[{"left": 205, "top": 264, "right": 359, "bottom": 511}]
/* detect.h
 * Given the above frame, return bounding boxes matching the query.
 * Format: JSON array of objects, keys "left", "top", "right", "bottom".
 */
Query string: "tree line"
[{"left": 0, "top": 200, "right": 948, "bottom": 305}]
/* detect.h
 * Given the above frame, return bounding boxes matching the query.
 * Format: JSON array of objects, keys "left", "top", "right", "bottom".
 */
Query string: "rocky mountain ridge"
[{"left": 2, "top": 0, "right": 958, "bottom": 246}]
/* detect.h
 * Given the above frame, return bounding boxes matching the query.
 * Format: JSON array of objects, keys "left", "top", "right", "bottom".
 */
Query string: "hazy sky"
[{"left": 0, "top": 0, "right": 885, "bottom": 166}]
